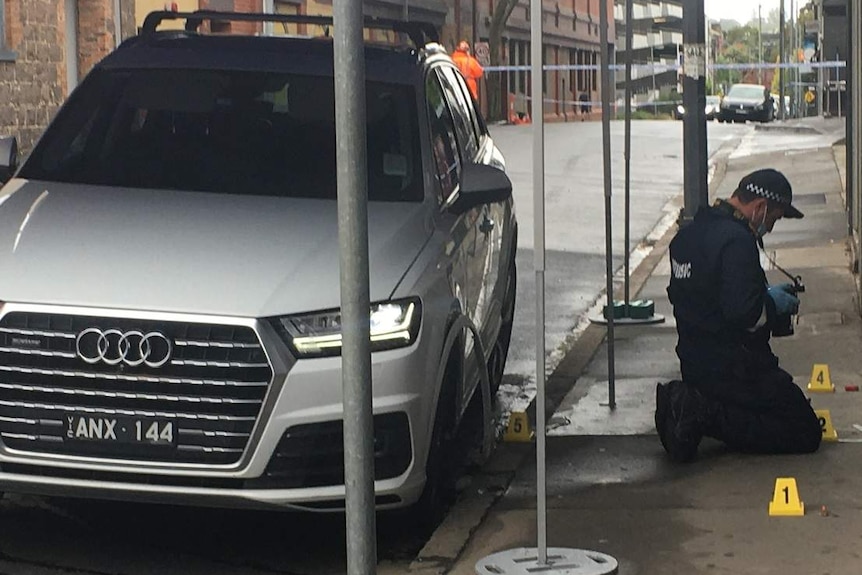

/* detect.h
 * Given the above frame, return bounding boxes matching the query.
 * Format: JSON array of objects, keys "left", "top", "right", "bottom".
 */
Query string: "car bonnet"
[{"left": 0, "top": 180, "right": 431, "bottom": 318}]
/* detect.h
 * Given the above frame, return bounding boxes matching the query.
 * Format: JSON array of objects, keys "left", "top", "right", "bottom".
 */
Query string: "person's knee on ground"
[{"left": 655, "top": 380, "right": 707, "bottom": 463}]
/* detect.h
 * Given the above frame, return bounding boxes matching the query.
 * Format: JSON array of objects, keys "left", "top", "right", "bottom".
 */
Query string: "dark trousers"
[{"left": 683, "top": 364, "right": 822, "bottom": 454}]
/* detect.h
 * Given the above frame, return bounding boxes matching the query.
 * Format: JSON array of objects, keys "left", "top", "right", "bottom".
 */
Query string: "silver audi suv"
[{"left": 0, "top": 11, "right": 517, "bottom": 516}]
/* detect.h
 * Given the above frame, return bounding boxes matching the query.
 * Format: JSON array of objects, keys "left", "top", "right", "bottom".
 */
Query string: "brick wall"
[
  {"left": 0, "top": 1, "right": 65, "bottom": 153},
  {"left": 78, "top": 0, "right": 117, "bottom": 81},
  {"left": 0, "top": 0, "right": 122, "bottom": 155}
]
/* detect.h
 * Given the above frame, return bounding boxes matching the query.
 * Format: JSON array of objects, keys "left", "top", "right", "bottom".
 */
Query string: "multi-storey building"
[
  {"left": 137, "top": 1, "right": 613, "bottom": 120},
  {"left": 614, "top": 0, "right": 682, "bottom": 110},
  {"left": 0, "top": 0, "right": 613, "bottom": 152},
  {"left": 483, "top": 0, "right": 615, "bottom": 120},
  {"left": 821, "top": 0, "right": 847, "bottom": 116}
]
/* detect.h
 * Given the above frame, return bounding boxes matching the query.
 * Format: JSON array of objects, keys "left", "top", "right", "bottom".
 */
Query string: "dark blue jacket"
[{"left": 667, "top": 201, "right": 781, "bottom": 385}]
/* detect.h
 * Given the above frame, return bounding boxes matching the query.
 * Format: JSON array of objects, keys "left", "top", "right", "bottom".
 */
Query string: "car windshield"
[
  {"left": 706, "top": 96, "right": 720, "bottom": 105},
  {"left": 20, "top": 69, "right": 422, "bottom": 202},
  {"left": 727, "top": 85, "right": 764, "bottom": 100}
]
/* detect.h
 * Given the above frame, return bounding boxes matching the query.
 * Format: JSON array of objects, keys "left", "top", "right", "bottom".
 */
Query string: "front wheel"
[
  {"left": 412, "top": 356, "right": 459, "bottom": 532},
  {"left": 489, "top": 258, "right": 517, "bottom": 394}
]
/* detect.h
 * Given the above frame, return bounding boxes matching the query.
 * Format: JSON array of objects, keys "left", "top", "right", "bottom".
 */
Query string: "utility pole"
[
  {"left": 817, "top": 0, "right": 824, "bottom": 117},
  {"left": 759, "top": 5, "right": 763, "bottom": 85},
  {"left": 682, "top": 0, "right": 708, "bottom": 223},
  {"left": 779, "top": 0, "right": 786, "bottom": 119},
  {"left": 333, "top": 2, "right": 376, "bottom": 574}
]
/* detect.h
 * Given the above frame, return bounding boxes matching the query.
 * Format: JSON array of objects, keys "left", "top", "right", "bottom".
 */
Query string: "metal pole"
[
  {"left": 472, "top": 0, "right": 478, "bottom": 48},
  {"left": 403, "top": 0, "right": 409, "bottom": 21},
  {"left": 599, "top": 0, "right": 615, "bottom": 409},
  {"left": 759, "top": 5, "right": 763, "bottom": 85},
  {"left": 849, "top": 0, "right": 856, "bottom": 238},
  {"left": 818, "top": 0, "right": 825, "bottom": 117},
  {"left": 780, "top": 0, "right": 786, "bottom": 120},
  {"left": 651, "top": 46, "right": 657, "bottom": 115},
  {"left": 333, "top": 2, "right": 376, "bottom": 574},
  {"left": 529, "top": 0, "right": 548, "bottom": 564},
  {"left": 624, "top": 0, "right": 633, "bottom": 307},
  {"left": 113, "top": 0, "right": 122, "bottom": 47},
  {"left": 682, "top": 0, "right": 708, "bottom": 222},
  {"left": 853, "top": 0, "right": 862, "bottom": 306},
  {"left": 794, "top": 0, "right": 800, "bottom": 117},
  {"left": 262, "top": 0, "right": 274, "bottom": 36}
]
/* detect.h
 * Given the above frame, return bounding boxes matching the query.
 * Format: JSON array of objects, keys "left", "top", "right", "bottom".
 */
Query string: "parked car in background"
[
  {"left": 718, "top": 83, "right": 773, "bottom": 123},
  {"left": 0, "top": 11, "right": 518, "bottom": 523},
  {"left": 672, "top": 95, "right": 722, "bottom": 120}
]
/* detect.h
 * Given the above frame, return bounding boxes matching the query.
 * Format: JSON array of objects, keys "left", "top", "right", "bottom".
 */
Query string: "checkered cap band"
[{"left": 746, "top": 182, "right": 786, "bottom": 204}]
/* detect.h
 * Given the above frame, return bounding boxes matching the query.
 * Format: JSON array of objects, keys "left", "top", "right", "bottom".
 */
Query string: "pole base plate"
[{"left": 475, "top": 548, "right": 619, "bottom": 575}]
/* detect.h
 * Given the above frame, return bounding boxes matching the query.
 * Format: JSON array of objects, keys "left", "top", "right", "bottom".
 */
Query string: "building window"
[{"left": 0, "top": 6, "right": 16, "bottom": 61}]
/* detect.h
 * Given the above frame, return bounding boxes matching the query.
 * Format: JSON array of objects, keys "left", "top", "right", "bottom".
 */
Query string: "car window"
[
  {"left": 436, "top": 69, "right": 479, "bottom": 160},
  {"left": 425, "top": 72, "right": 461, "bottom": 203},
  {"left": 20, "top": 69, "right": 422, "bottom": 202},
  {"left": 440, "top": 67, "right": 484, "bottom": 148},
  {"left": 727, "top": 85, "right": 767, "bottom": 100}
]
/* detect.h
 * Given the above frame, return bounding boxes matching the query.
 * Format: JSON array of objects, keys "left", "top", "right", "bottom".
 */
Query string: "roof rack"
[{"left": 140, "top": 10, "right": 439, "bottom": 48}]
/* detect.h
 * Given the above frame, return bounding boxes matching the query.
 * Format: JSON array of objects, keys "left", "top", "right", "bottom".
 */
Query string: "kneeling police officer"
[{"left": 656, "top": 168, "right": 822, "bottom": 462}]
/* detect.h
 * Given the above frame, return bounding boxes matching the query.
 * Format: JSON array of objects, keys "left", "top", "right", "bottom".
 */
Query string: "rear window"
[
  {"left": 727, "top": 85, "right": 765, "bottom": 100},
  {"left": 21, "top": 69, "right": 422, "bottom": 202}
]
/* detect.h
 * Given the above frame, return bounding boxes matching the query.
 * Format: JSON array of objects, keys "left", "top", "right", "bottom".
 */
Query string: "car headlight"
[
  {"left": 269, "top": 297, "right": 421, "bottom": 358},
  {"left": 676, "top": 105, "right": 685, "bottom": 114},
  {"left": 755, "top": 104, "right": 763, "bottom": 110}
]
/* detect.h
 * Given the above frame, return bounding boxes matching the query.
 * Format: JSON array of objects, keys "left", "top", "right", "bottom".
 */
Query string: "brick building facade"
[
  {"left": 0, "top": 1, "right": 135, "bottom": 154},
  {"left": 0, "top": 0, "right": 611, "bottom": 153}
]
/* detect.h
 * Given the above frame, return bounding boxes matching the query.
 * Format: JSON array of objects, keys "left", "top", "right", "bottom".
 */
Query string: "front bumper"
[
  {"left": 0, "top": 303, "right": 438, "bottom": 510},
  {"left": 720, "top": 106, "right": 766, "bottom": 121}
]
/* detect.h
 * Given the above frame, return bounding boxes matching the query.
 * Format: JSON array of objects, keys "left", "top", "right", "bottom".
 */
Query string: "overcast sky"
[{"left": 704, "top": 0, "right": 782, "bottom": 25}]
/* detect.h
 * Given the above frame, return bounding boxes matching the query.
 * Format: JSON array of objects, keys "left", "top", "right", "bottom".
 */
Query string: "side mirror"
[
  {"left": 449, "top": 163, "right": 512, "bottom": 215},
  {"left": 0, "top": 136, "right": 18, "bottom": 184}
]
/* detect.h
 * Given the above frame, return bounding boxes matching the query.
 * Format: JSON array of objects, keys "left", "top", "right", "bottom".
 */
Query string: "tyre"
[
  {"left": 488, "top": 257, "right": 516, "bottom": 394},
  {"left": 412, "top": 352, "right": 459, "bottom": 531}
]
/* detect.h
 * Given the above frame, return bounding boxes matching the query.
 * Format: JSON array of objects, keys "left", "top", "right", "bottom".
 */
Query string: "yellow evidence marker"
[
  {"left": 807, "top": 364, "right": 835, "bottom": 393},
  {"left": 504, "top": 411, "right": 534, "bottom": 442},
  {"left": 815, "top": 409, "right": 838, "bottom": 442},
  {"left": 769, "top": 477, "right": 805, "bottom": 516}
]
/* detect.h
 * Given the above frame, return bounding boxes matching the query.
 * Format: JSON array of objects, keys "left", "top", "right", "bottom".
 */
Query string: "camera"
[{"left": 771, "top": 276, "right": 805, "bottom": 338}]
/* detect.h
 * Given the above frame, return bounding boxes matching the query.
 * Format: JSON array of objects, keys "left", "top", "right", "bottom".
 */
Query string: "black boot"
[
  {"left": 655, "top": 380, "right": 706, "bottom": 463},
  {"left": 655, "top": 382, "right": 672, "bottom": 452}
]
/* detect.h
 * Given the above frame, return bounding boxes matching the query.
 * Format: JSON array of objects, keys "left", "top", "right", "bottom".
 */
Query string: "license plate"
[{"left": 65, "top": 415, "right": 175, "bottom": 446}]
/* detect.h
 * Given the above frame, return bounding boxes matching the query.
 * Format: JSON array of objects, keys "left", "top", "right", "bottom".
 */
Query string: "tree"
[{"left": 487, "top": 0, "right": 520, "bottom": 121}]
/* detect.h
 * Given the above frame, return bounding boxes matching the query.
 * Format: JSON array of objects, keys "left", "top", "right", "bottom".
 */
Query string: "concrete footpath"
[{"left": 407, "top": 120, "right": 862, "bottom": 575}]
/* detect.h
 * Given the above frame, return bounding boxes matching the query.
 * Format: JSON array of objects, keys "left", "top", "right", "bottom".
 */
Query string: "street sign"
[
  {"left": 683, "top": 44, "right": 705, "bottom": 80},
  {"left": 474, "top": 41, "right": 490, "bottom": 66}
]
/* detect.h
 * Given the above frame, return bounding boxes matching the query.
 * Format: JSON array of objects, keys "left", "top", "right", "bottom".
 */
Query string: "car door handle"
[{"left": 480, "top": 217, "right": 495, "bottom": 234}]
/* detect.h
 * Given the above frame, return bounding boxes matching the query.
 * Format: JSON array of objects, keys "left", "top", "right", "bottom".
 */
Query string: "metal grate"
[
  {"left": 261, "top": 413, "right": 412, "bottom": 488},
  {"left": 0, "top": 312, "right": 273, "bottom": 465}
]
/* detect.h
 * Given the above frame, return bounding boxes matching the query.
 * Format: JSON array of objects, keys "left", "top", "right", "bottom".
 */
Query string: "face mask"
[{"left": 754, "top": 205, "right": 769, "bottom": 238}]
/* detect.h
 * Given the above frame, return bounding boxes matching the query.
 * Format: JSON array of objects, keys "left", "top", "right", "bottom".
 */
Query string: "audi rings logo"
[{"left": 76, "top": 328, "right": 173, "bottom": 368}]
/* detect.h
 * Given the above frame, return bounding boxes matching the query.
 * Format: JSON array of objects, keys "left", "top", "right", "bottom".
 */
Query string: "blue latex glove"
[{"left": 767, "top": 283, "right": 800, "bottom": 315}]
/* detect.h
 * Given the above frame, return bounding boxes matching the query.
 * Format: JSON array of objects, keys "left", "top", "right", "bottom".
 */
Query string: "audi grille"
[{"left": 0, "top": 310, "right": 273, "bottom": 465}]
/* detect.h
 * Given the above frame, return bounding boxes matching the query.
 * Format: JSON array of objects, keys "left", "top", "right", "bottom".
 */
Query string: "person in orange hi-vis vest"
[{"left": 452, "top": 40, "right": 484, "bottom": 101}]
